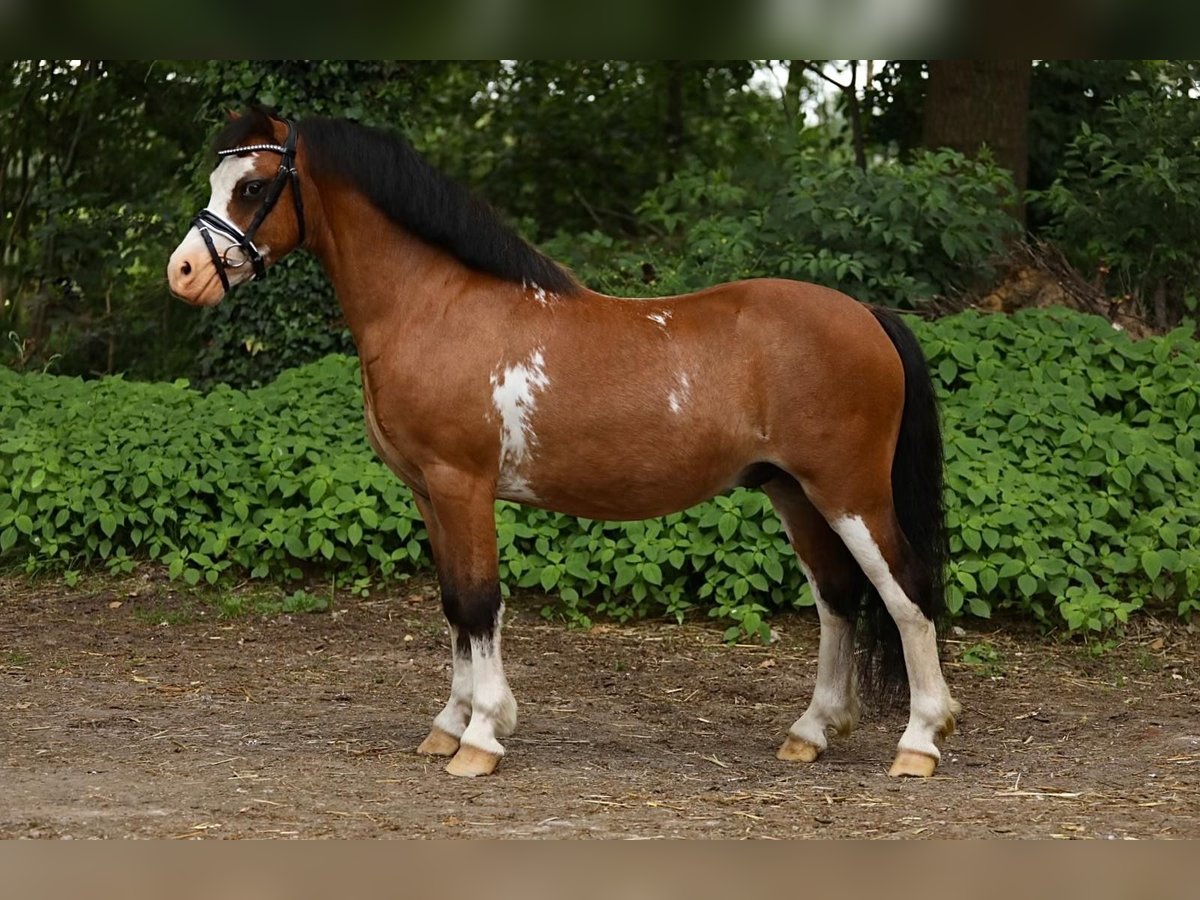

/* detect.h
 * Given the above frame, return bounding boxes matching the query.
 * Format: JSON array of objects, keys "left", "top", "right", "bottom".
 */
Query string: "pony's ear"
[{"left": 225, "top": 108, "right": 241, "bottom": 122}]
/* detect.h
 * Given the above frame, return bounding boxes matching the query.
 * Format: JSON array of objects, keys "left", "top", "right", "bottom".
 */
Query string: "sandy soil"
[{"left": 2, "top": 571, "right": 1197, "bottom": 839}]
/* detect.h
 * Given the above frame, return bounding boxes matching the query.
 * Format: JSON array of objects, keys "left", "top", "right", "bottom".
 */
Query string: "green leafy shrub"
[
  {"left": 922, "top": 309, "right": 1200, "bottom": 632},
  {"left": 192, "top": 254, "right": 355, "bottom": 389},
  {"left": 544, "top": 148, "right": 1019, "bottom": 307},
  {"left": 1034, "top": 90, "right": 1200, "bottom": 325},
  {"left": 0, "top": 356, "right": 427, "bottom": 587},
  {"left": 2, "top": 309, "right": 1197, "bottom": 638}
]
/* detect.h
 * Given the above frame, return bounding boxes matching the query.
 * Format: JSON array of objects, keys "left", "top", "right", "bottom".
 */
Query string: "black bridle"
[{"left": 192, "top": 118, "right": 306, "bottom": 293}]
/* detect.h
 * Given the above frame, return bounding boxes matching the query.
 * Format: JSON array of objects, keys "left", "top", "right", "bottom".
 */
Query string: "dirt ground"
[{"left": 2, "top": 570, "right": 1197, "bottom": 839}]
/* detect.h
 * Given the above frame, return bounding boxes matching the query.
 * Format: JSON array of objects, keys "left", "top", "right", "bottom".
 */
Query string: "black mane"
[{"left": 213, "top": 107, "right": 580, "bottom": 295}]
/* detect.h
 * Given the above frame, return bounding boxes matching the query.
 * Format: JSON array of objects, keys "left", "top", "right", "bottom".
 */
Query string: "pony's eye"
[{"left": 242, "top": 180, "right": 266, "bottom": 198}]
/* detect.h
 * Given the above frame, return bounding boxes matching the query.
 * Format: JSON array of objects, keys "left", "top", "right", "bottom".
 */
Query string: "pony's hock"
[{"left": 169, "top": 106, "right": 960, "bottom": 778}]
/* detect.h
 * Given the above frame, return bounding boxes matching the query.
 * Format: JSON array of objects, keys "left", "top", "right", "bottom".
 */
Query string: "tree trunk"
[
  {"left": 783, "top": 60, "right": 805, "bottom": 121},
  {"left": 845, "top": 61, "right": 867, "bottom": 171},
  {"left": 923, "top": 60, "right": 1032, "bottom": 220},
  {"left": 1152, "top": 280, "right": 1170, "bottom": 330}
]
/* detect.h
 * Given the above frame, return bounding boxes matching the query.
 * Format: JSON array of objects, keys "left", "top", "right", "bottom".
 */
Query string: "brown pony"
[{"left": 168, "top": 107, "right": 959, "bottom": 778}]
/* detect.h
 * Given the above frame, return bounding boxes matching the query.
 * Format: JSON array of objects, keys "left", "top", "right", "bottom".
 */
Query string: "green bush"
[
  {"left": 2, "top": 309, "right": 1197, "bottom": 638},
  {"left": 1034, "top": 90, "right": 1200, "bottom": 326},
  {"left": 544, "top": 148, "right": 1019, "bottom": 307},
  {"left": 925, "top": 310, "right": 1200, "bottom": 632},
  {"left": 0, "top": 355, "right": 427, "bottom": 586},
  {"left": 192, "top": 254, "right": 355, "bottom": 389}
]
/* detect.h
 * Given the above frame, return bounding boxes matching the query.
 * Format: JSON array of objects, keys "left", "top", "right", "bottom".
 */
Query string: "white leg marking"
[
  {"left": 832, "top": 514, "right": 955, "bottom": 760},
  {"left": 458, "top": 610, "right": 518, "bottom": 755},
  {"left": 491, "top": 348, "right": 549, "bottom": 502},
  {"left": 430, "top": 624, "right": 473, "bottom": 739},
  {"left": 786, "top": 564, "right": 859, "bottom": 751}
]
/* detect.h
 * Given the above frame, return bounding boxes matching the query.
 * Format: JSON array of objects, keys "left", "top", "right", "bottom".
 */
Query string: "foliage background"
[
  {"left": 3, "top": 59, "right": 1199, "bottom": 637},
  {"left": 5, "top": 59, "right": 1198, "bottom": 384},
  {"left": 3, "top": 310, "right": 1197, "bottom": 639}
]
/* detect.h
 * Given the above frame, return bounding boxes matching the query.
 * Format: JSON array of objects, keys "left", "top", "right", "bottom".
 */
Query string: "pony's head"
[{"left": 168, "top": 107, "right": 307, "bottom": 306}]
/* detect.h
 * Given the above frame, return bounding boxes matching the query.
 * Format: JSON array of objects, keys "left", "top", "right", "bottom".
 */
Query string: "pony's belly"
[
  {"left": 496, "top": 416, "right": 764, "bottom": 519},
  {"left": 500, "top": 469, "right": 738, "bottom": 522}
]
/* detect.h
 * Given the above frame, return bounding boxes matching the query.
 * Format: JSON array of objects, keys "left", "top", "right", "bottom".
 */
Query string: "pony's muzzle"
[{"left": 167, "top": 231, "right": 226, "bottom": 306}]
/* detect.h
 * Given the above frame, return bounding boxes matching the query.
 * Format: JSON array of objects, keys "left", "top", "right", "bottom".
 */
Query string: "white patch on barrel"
[
  {"left": 667, "top": 370, "right": 691, "bottom": 415},
  {"left": 491, "top": 348, "right": 549, "bottom": 501}
]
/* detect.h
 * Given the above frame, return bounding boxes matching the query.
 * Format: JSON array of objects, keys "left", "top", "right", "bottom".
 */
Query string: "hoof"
[
  {"left": 416, "top": 726, "right": 460, "bottom": 757},
  {"left": 888, "top": 750, "right": 939, "bottom": 778},
  {"left": 776, "top": 734, "right": 822, "bottom": 763},
  {"left": 445, "top": 744, "right": 502, "bottom": 777}
]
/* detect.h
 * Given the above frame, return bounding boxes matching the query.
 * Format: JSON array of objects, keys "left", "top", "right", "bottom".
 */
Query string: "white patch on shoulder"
[
  {"left": 491, "top": 347, "right": 550, "bottom": 501},
  {"left": 667, "top": 370, "right": 691, "bottom": 415},
  {"left": 647, "top": 310, "right": 672, "bottom": 327},
  {"left": 523, "top": 280, "right": 554, "bottom": 306}
]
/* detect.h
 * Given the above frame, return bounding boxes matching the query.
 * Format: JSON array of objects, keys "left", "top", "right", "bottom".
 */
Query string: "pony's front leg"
[
  {"left": 416, "top": 616, "right": 474, "bottom": 757},
  {"left": 421, "top": 471, "right": 516, "bottom": 777},
  {"left": 413, "top": 493, "right": 472, "bottom": 757}
]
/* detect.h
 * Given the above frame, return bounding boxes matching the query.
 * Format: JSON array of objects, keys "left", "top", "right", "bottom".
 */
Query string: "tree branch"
[{"left": 803, "top": 61, "right": 867, "bottom": 170}]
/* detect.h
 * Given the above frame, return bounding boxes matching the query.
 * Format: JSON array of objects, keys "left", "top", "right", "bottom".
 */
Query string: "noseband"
[{"left": 192, "top": 118, "right": 306, "bottom": 292}]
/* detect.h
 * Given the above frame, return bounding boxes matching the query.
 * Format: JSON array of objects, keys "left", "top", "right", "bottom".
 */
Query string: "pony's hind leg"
[
  {"left": 828, "top": 506, "right": 958, "bottom": 777},
  {"left": 764, "top": 477, "right": 864, "bottom": 764}
]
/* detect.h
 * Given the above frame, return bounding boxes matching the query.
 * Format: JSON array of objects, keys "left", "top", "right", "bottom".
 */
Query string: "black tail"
[{"left": 857, "top": 307, "right": 949, "bottom": 702}]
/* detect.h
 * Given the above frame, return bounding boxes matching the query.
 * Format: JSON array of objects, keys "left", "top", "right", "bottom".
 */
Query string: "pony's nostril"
[{"left": 180, "top": 260, "right": 192, "bottom": 276}]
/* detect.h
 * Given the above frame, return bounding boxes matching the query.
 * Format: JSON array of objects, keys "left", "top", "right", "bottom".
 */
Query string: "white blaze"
[
  {"left": 199, "top": 156, "right": 257, "bottom": 254},
  {"left": 168, "top": 155, "right": 263, "bottom": 287},
  {"left": 208, "top": 156, "right": 257, "bottom": 224}
]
